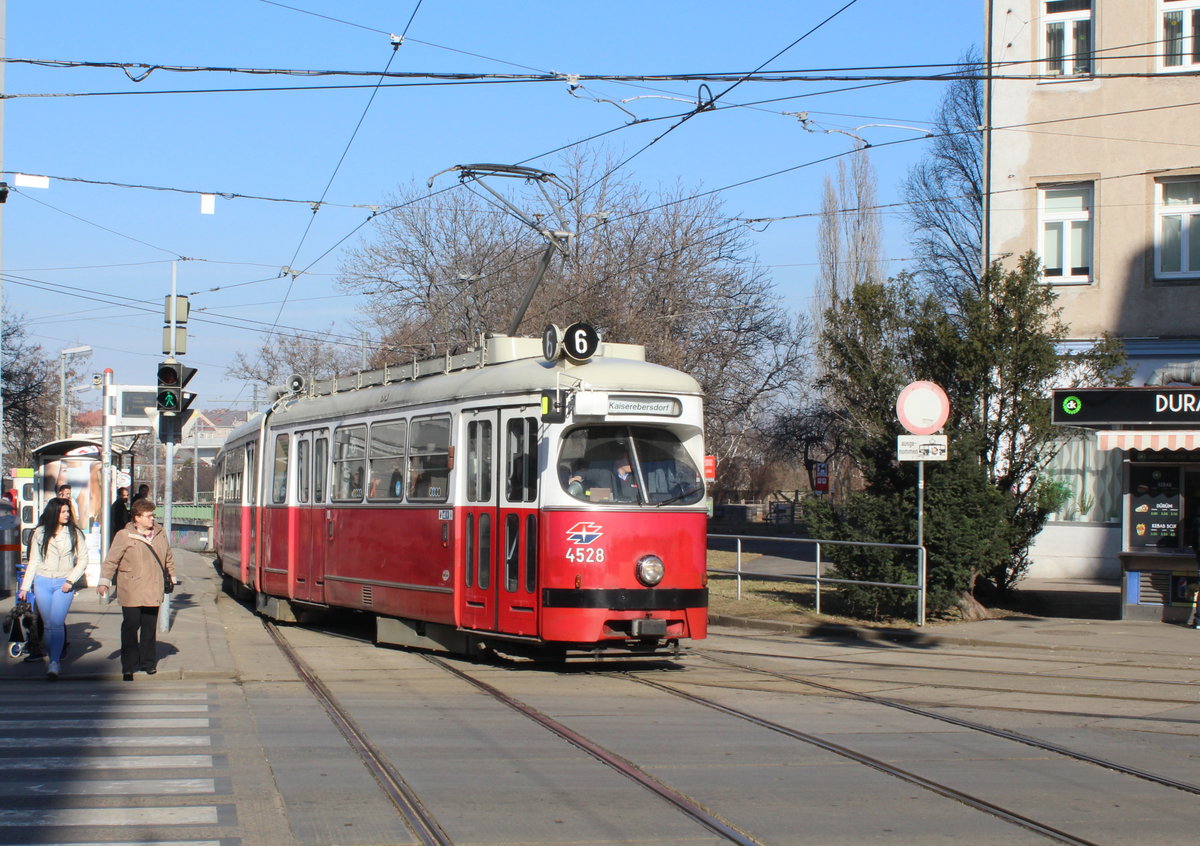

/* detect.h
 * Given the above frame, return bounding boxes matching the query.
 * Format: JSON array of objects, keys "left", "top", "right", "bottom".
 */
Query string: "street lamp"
[{"left": 57, "top": 345, "right": 92, "bottom": 440}]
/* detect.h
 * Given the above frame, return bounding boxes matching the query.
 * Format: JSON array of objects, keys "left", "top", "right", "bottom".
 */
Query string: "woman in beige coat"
[{"left": 98, "top": 498, "right": 176, "bottom": 681}]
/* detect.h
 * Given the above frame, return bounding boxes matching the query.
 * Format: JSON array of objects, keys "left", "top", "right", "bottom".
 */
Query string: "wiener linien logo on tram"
[{"left": 566, "top": 522, "right": 604, "bottom": 545}]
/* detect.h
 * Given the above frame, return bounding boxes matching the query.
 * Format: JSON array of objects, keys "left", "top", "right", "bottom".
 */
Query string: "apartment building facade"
[{"left": 987, "top": 1, "right": 1200, "bottom": 609}]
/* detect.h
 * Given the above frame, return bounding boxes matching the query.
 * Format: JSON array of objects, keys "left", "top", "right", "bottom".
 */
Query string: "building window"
[
  {"left": 1162, "top": 1, "right": 1200, "bottom": 68},
  {"left": 1156, "top": 178, "right": 1200, "bottom": 279},
  {"left": 1044, "top": 0, "right": 1092, "bottom": 76},
  {"left": 1039, "top": 183, "right": 1093, "bottom": 284}
]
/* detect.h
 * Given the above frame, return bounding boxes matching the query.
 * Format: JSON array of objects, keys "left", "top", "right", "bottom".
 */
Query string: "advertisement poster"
[{"left": 1128, "top": 466, "right": 1181, "bottom": 548}]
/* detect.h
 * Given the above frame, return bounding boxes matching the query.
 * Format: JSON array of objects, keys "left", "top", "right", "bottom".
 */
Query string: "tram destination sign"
[{"left": 1051, "top": 387, "right": 1200, "bottom": 425}]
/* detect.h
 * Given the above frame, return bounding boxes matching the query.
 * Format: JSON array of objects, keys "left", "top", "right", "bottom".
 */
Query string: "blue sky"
[{"left": 2, "top": 0, "right": 980, "bottom": 411}]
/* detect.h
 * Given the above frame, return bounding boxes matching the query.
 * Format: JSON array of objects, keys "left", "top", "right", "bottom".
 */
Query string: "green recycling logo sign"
[{"left": 1060, "top": 395, "right": 1083, "bottom": 416}]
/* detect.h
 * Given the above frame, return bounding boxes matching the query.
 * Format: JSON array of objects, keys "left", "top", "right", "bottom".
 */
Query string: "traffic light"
[{"left": 156, "top": 360, "right": 196, "bottom": 416}]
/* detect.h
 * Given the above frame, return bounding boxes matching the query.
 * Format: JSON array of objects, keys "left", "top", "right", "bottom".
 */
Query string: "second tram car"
[{"left": 213, "top": 329, "right": 708, "bottom": 658}]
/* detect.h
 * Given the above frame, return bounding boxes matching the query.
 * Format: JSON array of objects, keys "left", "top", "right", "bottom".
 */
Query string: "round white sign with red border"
[{"left": 896, "top": 381, "right": 949, "bottom": 435}]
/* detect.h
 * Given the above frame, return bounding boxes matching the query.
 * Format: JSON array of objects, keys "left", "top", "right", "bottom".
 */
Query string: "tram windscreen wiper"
[{"left": 656, "top": 486, "right": 701, "bottom": 507}]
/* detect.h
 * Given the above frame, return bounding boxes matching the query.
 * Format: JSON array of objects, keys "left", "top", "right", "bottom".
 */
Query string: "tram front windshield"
[{"left": 557, "top": 425, "right": 703, "bottom": 506}]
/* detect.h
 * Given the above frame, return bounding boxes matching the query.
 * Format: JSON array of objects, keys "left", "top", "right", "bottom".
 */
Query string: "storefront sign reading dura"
[
  {"left": 1051, "top": 387, "right": 1200, "bottom": 425},
  {"left": 1127, "top": 465, "right": 1182, "bottom": 549}
]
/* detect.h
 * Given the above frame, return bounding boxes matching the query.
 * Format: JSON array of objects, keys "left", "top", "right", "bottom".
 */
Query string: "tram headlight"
[{"left": 635, "top": 555, "right": 665, "bottom": 587}]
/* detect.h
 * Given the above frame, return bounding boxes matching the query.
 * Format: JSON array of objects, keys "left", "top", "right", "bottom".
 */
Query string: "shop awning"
[{"left": 1097, "top": 430, "right": 1200, "bottom": 451}]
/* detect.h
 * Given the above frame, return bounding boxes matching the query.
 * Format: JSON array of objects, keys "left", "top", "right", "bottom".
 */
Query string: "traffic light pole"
[
  {"left": 161, "top": 263, "right": 177, "bottom": 633},
  {"left": 164, "top": 263, "right": 176, "bottom": 542}
]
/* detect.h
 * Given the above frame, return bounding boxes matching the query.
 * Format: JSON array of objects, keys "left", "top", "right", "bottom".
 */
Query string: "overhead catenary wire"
[
  {"left": 10, "top": 41, "right": 1198, "bottom": 85},
  {"left": 11, "top": 96, "right": 1200, "bottom": 311},
  {"left": 11, "top": 15, "right": 1199, "bottom": 384},
  {"left": 570, "top": 0, "right": 866, "bottom": 202}
]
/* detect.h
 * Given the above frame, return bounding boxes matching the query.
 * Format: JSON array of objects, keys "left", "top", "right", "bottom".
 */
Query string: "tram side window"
[
  {"left": 505, "top": 417, "right": 538, "bottom": 503},
  {"left": 466, "top": 419, "right": 492, "bottom": 502},
  {"left": 333, "top": 425, "right": 367, "bottom": 501},
  {"left": 271, "top": 434, "right": 289, "bottom": 504},
  {"left": 297, "top": 439, "right": 310, "bottom": 504},
  {"left": 314, "top": 435, "right": 328, "bottom": 503},
  {"left": 368, "top": 420, "right": 406, "bottom": 501},
  {"left": 408, "top": 415, "right": 450, "bottom": 502},
  {"left": 246, "top": 443, "right": 257, "bottom": 506},
  {"left": 227, "top": 446, "right": 244, "bottom": 504}
]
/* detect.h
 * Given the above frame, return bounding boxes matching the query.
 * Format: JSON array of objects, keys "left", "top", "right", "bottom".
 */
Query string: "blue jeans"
[{"left": 32, "top": 575, "right": 74, "bottom": 663}]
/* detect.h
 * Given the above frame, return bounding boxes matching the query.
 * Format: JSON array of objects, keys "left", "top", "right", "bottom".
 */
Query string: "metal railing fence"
[{"left": 707, "top": 533, "right": 928, "bottom": 626}]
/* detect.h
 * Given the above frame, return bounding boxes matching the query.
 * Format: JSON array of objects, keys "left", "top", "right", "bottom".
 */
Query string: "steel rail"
[
  {"left": 623, "top": 672, "right": 1103, "bottom": 846},
  {"left": 424, "top": 654, "right": 764, "bottom": 846},
  {"left": 264, "top": 621, "right": 455, "bottom": 846},
  {"left": 698, "top": 651, "right": 1200, "bottom": 796},
  {"left": 706, "top": 642, "right": 1200, "bottom": 689}
]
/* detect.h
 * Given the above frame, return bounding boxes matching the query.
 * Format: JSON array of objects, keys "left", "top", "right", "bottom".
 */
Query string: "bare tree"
[
  {"left": 339, "top": 152, "right": 808, "bottom": 492},
  {"left": 814, "top": 149, "right": 883, "bottom": 325},
  {"left": 2, "top": 314, "right": 58, "bottom": 465},
  {"left": 796, "top": 148, "right": 885, "bottom": 501},
  {"left": 902, "top": 48, "right": 984, "bottom": 309},
  {"left": 227, "top": 325, "right": 360, "bottom": 393}
]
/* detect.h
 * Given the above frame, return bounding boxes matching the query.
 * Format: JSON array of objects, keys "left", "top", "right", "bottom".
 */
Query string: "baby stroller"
[{"left": 4, "top": 599, "right": 42, "bottom": 660}]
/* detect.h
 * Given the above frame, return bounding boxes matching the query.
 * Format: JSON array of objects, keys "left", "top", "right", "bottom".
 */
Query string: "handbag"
[{"left": 143, "top": 540, "right": 174, "bottom": 594}]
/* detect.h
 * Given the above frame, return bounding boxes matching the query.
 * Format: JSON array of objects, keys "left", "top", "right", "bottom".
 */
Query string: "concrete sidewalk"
[
  {"left": 1, "top": 547, "right": 235, "bottom": 682},
  {"left": 712, "top": 575, "right": 1200, "bottom": 658},
  {"left": 710, "top": 610, "right": 1200, "bottom": 658},
  {"left": 5, "top": 549, "right": 1199, "bottom": 683}
]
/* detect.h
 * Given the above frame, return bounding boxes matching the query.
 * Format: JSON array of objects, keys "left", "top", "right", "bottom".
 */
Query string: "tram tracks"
[
  {"left": 261, "top": 617, "right": 1192, "bottom": 846},
  {"left": 617, "top": 671, "right": 1103, "bottom": 846},
  {"left": 424, "top": 654, "right": 762, "bottom": 846},
  {"left": 710, "top": 639, "right": 1200, "bottom": 692},
  {"left": 263, "top": 621, "right": 454, "bottom": 846},
  {"left": 698, "top": 645, "right": 1200, "bottom": 722},
  {"left": 686, "top": 652, "right": 1200, "bottom": 797},
  {"left": 263, "top": 619, "right": 764, "bottom": 846}
]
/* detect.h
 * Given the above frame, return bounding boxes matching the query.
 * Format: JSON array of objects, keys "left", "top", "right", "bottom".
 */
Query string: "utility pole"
[
  {"left": 1, "top": 0, "right": 9, "bottom": 475},
  {"left": 192, "top": 422, "right": 199, "bottom": 503},
  {"left": 982, "top": 0, "right": 994, "bottom": 276},
  {"left": 100, "top": 368, "right": 113, "bottom": 559},
  {"left": 164, "top": 262, "right": 177, "bottom": 538}
]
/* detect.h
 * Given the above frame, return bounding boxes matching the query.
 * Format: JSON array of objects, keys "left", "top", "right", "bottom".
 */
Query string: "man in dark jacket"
[{"left": 109, "top": 487, "right": 131, "bottom": 540}]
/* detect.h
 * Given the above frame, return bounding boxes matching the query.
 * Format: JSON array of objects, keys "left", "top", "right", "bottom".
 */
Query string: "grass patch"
[
  {"left": 707, "top": 549, "right": 828, "bottom": 623},
  {"left": 705, "top": 550, "right": 919, "bottom": 628}
]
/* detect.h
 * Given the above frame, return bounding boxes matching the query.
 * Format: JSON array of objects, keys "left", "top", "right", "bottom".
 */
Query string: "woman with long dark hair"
[{"left": 17, "top": 497, "right": 89, "bottom": 679}]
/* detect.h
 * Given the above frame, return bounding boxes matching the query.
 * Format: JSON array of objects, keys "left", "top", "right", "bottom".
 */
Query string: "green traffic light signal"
[{"left": 157, "top": 360, "right": 196, "bottom": 415}]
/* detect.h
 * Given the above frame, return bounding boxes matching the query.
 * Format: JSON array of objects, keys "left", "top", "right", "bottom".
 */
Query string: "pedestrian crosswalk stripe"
[
  {"left": 0, "top": 692, "right": 213, "bottom": 704},
  {"left": 0, "top": 735, "right": 210, "bottom": 748},
  {"left": 1, "top": 718, "right": 210, "bottom": 730},
  {"left": 8, "top": 777, "right": 216, "bottom": 796},
  {"left": 0, "top": 700, "right": 211, "bottom": 710},
  {"left": 3, "top": 842, "right": 223, "bottom": 846},
  {"left": 13, "top": 754, "right": 213, "bottom": 770},
  {"left": 0, "top": 806, "right": 221, "bottom": 826}
]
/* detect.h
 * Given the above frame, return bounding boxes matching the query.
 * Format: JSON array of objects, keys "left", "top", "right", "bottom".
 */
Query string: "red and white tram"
[{"left": 213, "top": 328, "right": 708, "bottom": 658}]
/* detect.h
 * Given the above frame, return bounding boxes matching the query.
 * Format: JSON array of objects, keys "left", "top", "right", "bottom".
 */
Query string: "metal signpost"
[{"left": 896, "top": 381, "right": 950, "bottom": 627}]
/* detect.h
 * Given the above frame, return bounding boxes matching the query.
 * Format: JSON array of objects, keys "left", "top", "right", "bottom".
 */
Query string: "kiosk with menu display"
[{"left": 1052, "top": 387, "right": 1200, "bottom": 622}]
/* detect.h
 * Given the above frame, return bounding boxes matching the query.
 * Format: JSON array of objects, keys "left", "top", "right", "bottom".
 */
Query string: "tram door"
[
  {"left": 293, "top": 430, "right": 329, "bottom": 603},
  {"left": 460, "top": 408, "right": 539, "bottom": 635},
  {"left": 498, "top": 411, "right": 539, "bottom": 635}
]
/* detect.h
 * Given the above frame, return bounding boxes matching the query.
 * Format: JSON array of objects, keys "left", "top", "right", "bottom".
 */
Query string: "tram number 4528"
[{"left": 565, "top": 547, "right": 607, "bottom": 563}]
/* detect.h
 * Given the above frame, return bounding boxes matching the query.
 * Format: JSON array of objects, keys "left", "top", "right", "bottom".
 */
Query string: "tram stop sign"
[{"left": 896, "top": 381, "right": 949, "bottom": 436}]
